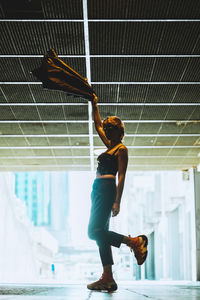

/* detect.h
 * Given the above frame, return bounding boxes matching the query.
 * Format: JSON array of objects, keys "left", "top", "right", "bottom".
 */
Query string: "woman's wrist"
[{"left": 92, "top": 101, "right": 97, "bottom": 107}]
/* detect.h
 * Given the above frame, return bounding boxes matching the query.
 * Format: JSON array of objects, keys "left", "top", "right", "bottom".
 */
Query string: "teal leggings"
[{"left": 88, "top": 178, "right": 124, "bottom": 266}]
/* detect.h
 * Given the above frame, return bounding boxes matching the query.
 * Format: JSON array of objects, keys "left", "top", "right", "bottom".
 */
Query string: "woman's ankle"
[
  {"left": 122, "top": 235, "right": 131, "bottom": 245},
  {"left": 103, "top": 265, "right": 113, "bottom": 278}
]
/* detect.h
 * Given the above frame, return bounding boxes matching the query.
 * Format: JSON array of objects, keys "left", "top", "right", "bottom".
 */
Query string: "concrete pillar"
[{"left": 193, "top": 169, "right": 200, "bottom": 281}]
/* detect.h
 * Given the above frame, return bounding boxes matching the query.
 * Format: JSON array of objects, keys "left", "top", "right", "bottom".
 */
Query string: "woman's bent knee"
[{"left": 88, "top": 227, "right": 102, "bottom": 241}]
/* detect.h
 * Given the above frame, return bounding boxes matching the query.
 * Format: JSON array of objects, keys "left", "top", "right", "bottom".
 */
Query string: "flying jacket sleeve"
[{"left": 31, "top": 48, "right": 95, "bottom": 101}]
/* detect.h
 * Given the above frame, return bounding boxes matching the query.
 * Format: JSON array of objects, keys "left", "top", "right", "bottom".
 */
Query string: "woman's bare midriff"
[{"left": 96, "top": 173, "right": 116, "bottom": 179}]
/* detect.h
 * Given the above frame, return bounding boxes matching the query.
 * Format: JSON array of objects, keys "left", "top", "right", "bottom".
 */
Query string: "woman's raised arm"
[{"left": 92, "top": 94, "right": 110, "bottom": 148}]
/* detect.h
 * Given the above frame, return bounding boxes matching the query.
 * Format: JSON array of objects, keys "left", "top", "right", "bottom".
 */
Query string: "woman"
[{"left": 87, "top": 94, "right": 148, "bottom": 292}]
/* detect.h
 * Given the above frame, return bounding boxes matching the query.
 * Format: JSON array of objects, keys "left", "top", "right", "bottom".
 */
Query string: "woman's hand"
[
  {"left": 92, "top": 93, "right": 98, "bottom": 105},
  {"left": 112, "top": 202, "right": 120, "bottom": 217}
]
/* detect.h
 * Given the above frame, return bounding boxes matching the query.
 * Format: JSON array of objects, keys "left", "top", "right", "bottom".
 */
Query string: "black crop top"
[{"left": 96, "top": 144, "right": 123, "bottom": 176}]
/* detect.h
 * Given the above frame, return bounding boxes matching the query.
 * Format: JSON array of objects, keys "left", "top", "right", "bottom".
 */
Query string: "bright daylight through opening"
[{"left": 0, "top": 170, "right": 197, "bottom": 283}]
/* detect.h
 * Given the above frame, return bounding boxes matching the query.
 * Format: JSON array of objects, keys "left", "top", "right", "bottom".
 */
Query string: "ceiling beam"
[
  {"left": 0, "top": 120, "right": 199, "bottom": 123},
  {"left": 0, "top": 146, "right": 199, "bottom": 149},
  {"left": 0, "top": 155, "right": 198, "bottom": 159},
  {"left": 0, "top": 134, "right": 199, "bottom": 137},
  {"left": 1, "top": 55, "right": 200, "bottom": 58},
  {"left": 83, "top": 0, "right": 94, "bottom": 171},
  {"left": 1, "top": 19, "right": 200, "bottom": 22},
  {"left": 1, "top": 81, "right": 200, "bottom": 85},
  {"left": 0, "top": 103, "right": 199, "bottom": 106}
]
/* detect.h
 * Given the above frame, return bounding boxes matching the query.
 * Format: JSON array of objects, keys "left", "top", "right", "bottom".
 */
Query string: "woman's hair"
[{"left": 103, "top": 116, "right": 125, "bottom": 140}]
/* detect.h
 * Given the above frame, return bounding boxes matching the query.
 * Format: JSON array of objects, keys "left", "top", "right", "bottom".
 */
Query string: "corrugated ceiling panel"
[
  {"left": 0, "top": 123, "right": 89, "bottom": 136},
  {"left": 151, "top": 58, "right": 200, "bottom": 82},
  {"left": 1, "top": 106, "right": 89, "bottom": 121},
  {"left": 158, "top": 22, "right": 200, "bottom": 55},
  {"left": 63, "top": 106, "right": 88, "bottom": 120},
  {"left": 90, "top": 85, "right": 119, "bottom": 103},
  {"left": 68, "top": 137, "right": 89, "bottom": 146},
  {"left": 93, "top": 136, "right": 196, "bottom": 147},
  {"left": 96, "top": 105, "right": 200, "bottom": 122},
  {"left": 175, "top": 136, "right": 200, "bottom": 146},
  {"left": 9, "top": 106, "right": 40, "bottom": 120},
  {"left": 89, "top": 22, "right": 164, "bottom": 55},
  {"left": 127, "top": 148, "right": 188, "bottom": 156},
  {"left": 29, "top": 85, "right": 88, "bottom": 104},
  {"left": 51, "top": 158, "right": 88, "bottom": 165},
  {"left": 0, "top": 107, "right": 15, "bottom": 119},
  {"left": 181, "top": 59, "right": 200, "bottom": 81},
  {"left": 126, "top": 123, "right": 160, "bottom": 134},
  {"left": 190, "top": 107, "right": 200, "bottom": 120},
  {"left": 44, "top": 123, "right": 89, "bottom": 134},
  {"left": 91, "top": 57, "right": 200, "bottom": 82},
  {"left": 154, "top": 136, "right": 198, "bottom": 146},
  {"left": 47, "top": 137, "right": 89, "bottom": 146},
  {"left": 1, "top": 0, "right": 43, "bottom": 19},
  {"left": 26, "top": 137, "right": 50, "bottom": 146},
  {"left": 97, "top": 105, "right": 142, "bottom": 120},
  {"left": 53, "top": 148, "right": 89, "bottom": 156},
  {"left": 0, "top": 4, "right": 5, "bottom": 18},
  {"left": 20, "top": 123, "right": 45, "bottom": 134},
  {"left": 166, "top": 106, "right": 200, "bottom": 120},
  {"left": 0, "top": 24, "right": 16, "bottom": 54},
  {"left": 71, "top": 148, "right": 90, "bottom": 156},
  {"left": 169, "top": 147, "right": 199, "bottom": 156},
  {"left": 0, "top": 149, "right": 21, "bottom": 156},
  {"left": 128, "top": 157, "right": 200, "bottom": 165},
  {"left": 89, "top": 22, "right": 200, "bottom": 55},
  {"left": 42, "top": 0, "right": 83, "bottom": 19},
  {"left": 141, "top": 106, "right": 199, "bottom": 120},
  {"left": 174, "top": 85, "right": 200, "bottom": 103},
  {"left": 0, "top": 58, "right": 27, "bottom": 81},
  {"left": 37, "top": 106, "right": 65, "bottom": 120},
  {"left": 0, "top": 85, "right": 34, "bottom": 103},
  {"left": 88, "top": 0, "right": 200, "bottom": 19},
  {"left": 91, "top": 57, "right": 155, "bottom": 82},
  {"left": 2, "top": 22, "right": 84, "bottom": 55},
  {"left": 93, "top": 84, "right": 200, "bottom": 103},
  {"left": 0, "top": 57, "right": 85, "bottom": 85},
  {"left": 32, "top": 149, "right": 57, "bottom": 156},
  {"left": 0, "top": 124, "right": 22, "bottom": 134},
  {"left": 30, "top": 85, "right": 63, "bottom": 103},
  {"left": 0, "top": 88, "right": 6, "bottom": 103},
  {"left": 1, "top": 137, "right": 27, "bottom": 146},
  {"left": 173, "top": 123, "right": 200, "bottom": 134}
]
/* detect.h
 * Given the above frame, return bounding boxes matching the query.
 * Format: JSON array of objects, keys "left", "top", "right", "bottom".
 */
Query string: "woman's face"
[{"left": 103, "top": 123, "right": 119, "bottom": 140}]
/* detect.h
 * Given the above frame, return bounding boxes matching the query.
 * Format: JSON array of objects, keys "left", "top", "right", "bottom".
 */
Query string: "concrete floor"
[{"left": 0, "top": 282, "right": 200, "bottom": 300}]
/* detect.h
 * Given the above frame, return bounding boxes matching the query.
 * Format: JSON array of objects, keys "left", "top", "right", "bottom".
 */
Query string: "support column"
[{"left": 193, "top": 169, "right": 200, "bottom": 281}]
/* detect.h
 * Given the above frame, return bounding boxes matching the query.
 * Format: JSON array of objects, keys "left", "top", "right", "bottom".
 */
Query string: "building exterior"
[
  {"left": 15, "top": 171, "right": 70, "bottom": 247},
  {"left": 15, "top": 172, "right": 49, "bottom": 226}
]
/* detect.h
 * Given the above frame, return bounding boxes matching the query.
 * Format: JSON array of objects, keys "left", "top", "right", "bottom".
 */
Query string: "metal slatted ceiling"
[
  {"left": 0, "top": 85, "right": 87, "bottom": 103},
  {"left": 91, "top": 57, "right": 200, "bottom": 82},
  {"left": 92, "top": 84, "right": 200, "bottom": 103},
  {"left": 93, "top": 136, "right": 200, "bottom": 147},
  {"left": 0, "top": 22, "right": 85, "bottom": 55},
  {"left": 97, "top": 105, "right": 200, "bottom": 121},
  {"left": 0, "top": 57, "right": 86, "bottom": 82},
  {"left": 42, "top": 0, "right": 83, "bottom": 19},
  {"left": 0, "top": 0, "right": 200, "bottom": 171},
  {"left": 87, "top": 0, "right": 200, "bottom": 19},
  {"left": 89, "top": 22, "right": 200, "bottom": 55}
]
